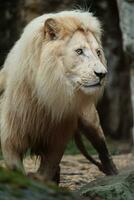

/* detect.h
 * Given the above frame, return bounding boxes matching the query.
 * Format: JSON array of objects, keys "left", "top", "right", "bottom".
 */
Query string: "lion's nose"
[{"left": 94, "top": 71, "right": 107, "bottom": 80}]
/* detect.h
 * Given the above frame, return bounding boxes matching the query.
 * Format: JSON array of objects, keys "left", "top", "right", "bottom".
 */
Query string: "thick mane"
[
  {"left": 22, "top": 10, "right": 102, "bottom": 43},
  {"left": 35, "top": 42, "right": 76, "bottom": 121}
]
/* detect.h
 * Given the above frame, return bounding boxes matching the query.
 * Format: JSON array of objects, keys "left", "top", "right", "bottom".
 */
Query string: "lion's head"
[
  {"left": 4, "top": 11, "right": 107, "bottom": 120},
  {"left": 34, "top": 12, "right": 107, "bottom": 119}
]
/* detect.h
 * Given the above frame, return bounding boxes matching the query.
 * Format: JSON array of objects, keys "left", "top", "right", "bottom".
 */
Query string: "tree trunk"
[
  {"left": 0, "top": 0, "right": 21, "bottom": 67},
  {"left": 117, "top": 0, "right": 134, "bottom": 147}
]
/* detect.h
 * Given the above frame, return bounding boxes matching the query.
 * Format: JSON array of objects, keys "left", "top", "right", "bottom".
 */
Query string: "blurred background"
[{"left": 0, "top": 0, "right": 134, "bottom": 155}]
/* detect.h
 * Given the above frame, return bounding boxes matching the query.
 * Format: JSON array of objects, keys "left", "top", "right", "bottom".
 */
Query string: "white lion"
[{"left": 0, "top": 10, "right": 108, "bottom": 182}]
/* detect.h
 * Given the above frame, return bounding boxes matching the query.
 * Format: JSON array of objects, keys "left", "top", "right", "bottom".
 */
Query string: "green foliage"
[
  {"left": 65, "top": 136, "right": 97, "bottom": 155},
  {"left": 65, "top": 136, "right": 130, "bottom": 156}
]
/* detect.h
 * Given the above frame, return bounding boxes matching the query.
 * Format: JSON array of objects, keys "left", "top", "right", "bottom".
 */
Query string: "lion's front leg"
[
  {"left": 81, "top": 122, "right": 118, "bottom": 175},
  {"left": 37, "top": 132, "right": 71, "bottom": 184},
  {"left": 37, "top": 152, "right": 63, "bottom": 183},
  {"left": 38, "top": 156, "right": 60, "bottom": 184},
  {"left": 79, "top": 105, "right": 118, "bottom": 175}
]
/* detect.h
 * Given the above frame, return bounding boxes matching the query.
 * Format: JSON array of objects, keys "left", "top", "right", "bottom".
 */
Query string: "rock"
[
  {"left": 79, "top": 169, "right": 134, "bottom": 200},
  {"left": 0, "top": 167, "right": 80, "bottom": 200},
  {"left": 117, "top": 0, "right": 134, "bottom": 55}
]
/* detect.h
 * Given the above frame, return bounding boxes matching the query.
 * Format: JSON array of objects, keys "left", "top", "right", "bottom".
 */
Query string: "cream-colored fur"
[{"left": 0, "top": 10, "right": 107, "bottom": 181}]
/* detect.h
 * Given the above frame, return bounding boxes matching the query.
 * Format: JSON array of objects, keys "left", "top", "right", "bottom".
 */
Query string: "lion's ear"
[{"left": 44, "top": 18, "right": 60, "bottom": 40}]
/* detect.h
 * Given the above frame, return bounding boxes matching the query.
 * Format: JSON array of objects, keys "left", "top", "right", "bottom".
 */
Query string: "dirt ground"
[
  {"left": 23, "top": 153, "right": 134, "bottom": 190},
  {"left": 0, "top": 153, "right": 133, "bottom": 190}
]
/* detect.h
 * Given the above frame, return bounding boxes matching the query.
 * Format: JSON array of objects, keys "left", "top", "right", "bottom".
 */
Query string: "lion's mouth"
[{"left": 82, "top": 82, "right": 101, "bottom": 88}]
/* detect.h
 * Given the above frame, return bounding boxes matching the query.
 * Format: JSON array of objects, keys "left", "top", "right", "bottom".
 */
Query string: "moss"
[
  {"left": 0, "top": 168, "right": 31, "bottom": 188},
  {"left": 65, "top": 137, "right": 97, "bottom": 155},
  {"left": 10, "top": 189, "right": 24, "bottom": 198},
  {"left": 0, "top": 167, "right": 79, "bottom": 200},
  {"left": 79, "top": 170, "right": 134, "bottom": 200}
]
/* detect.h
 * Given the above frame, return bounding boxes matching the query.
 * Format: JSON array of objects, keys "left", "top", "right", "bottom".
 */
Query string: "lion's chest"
[
  {"left": 28, "top": 112, "right": 77, "bottom": 154},
  {"left": 3, "top": 80, "right": 78, "bottom": 154}
]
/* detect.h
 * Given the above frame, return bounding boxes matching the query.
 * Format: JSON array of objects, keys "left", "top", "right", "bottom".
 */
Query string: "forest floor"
[
  {"left": 20, "top": 153, "right": 134, "bottom": 190},
  {"left": 0, "top": 139, "right": 133, "bottom": 191}
]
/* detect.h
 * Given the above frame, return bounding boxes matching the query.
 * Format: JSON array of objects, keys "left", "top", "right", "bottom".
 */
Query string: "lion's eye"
[
  {"left": 75, "top": 48, "right": 83, "bottom": 55},
  {"left": 96, "top": 49, "right": 101, "bottom": 57}
]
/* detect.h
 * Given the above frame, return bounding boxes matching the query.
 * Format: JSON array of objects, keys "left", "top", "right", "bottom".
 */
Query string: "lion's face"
[{"left": 62, "top": 30, "right": 107, "bottom": 95}]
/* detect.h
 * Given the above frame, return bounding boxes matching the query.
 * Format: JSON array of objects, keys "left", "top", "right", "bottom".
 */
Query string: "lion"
[{"left": 0, "top": 10, "right": 117, "bottom": 183}]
